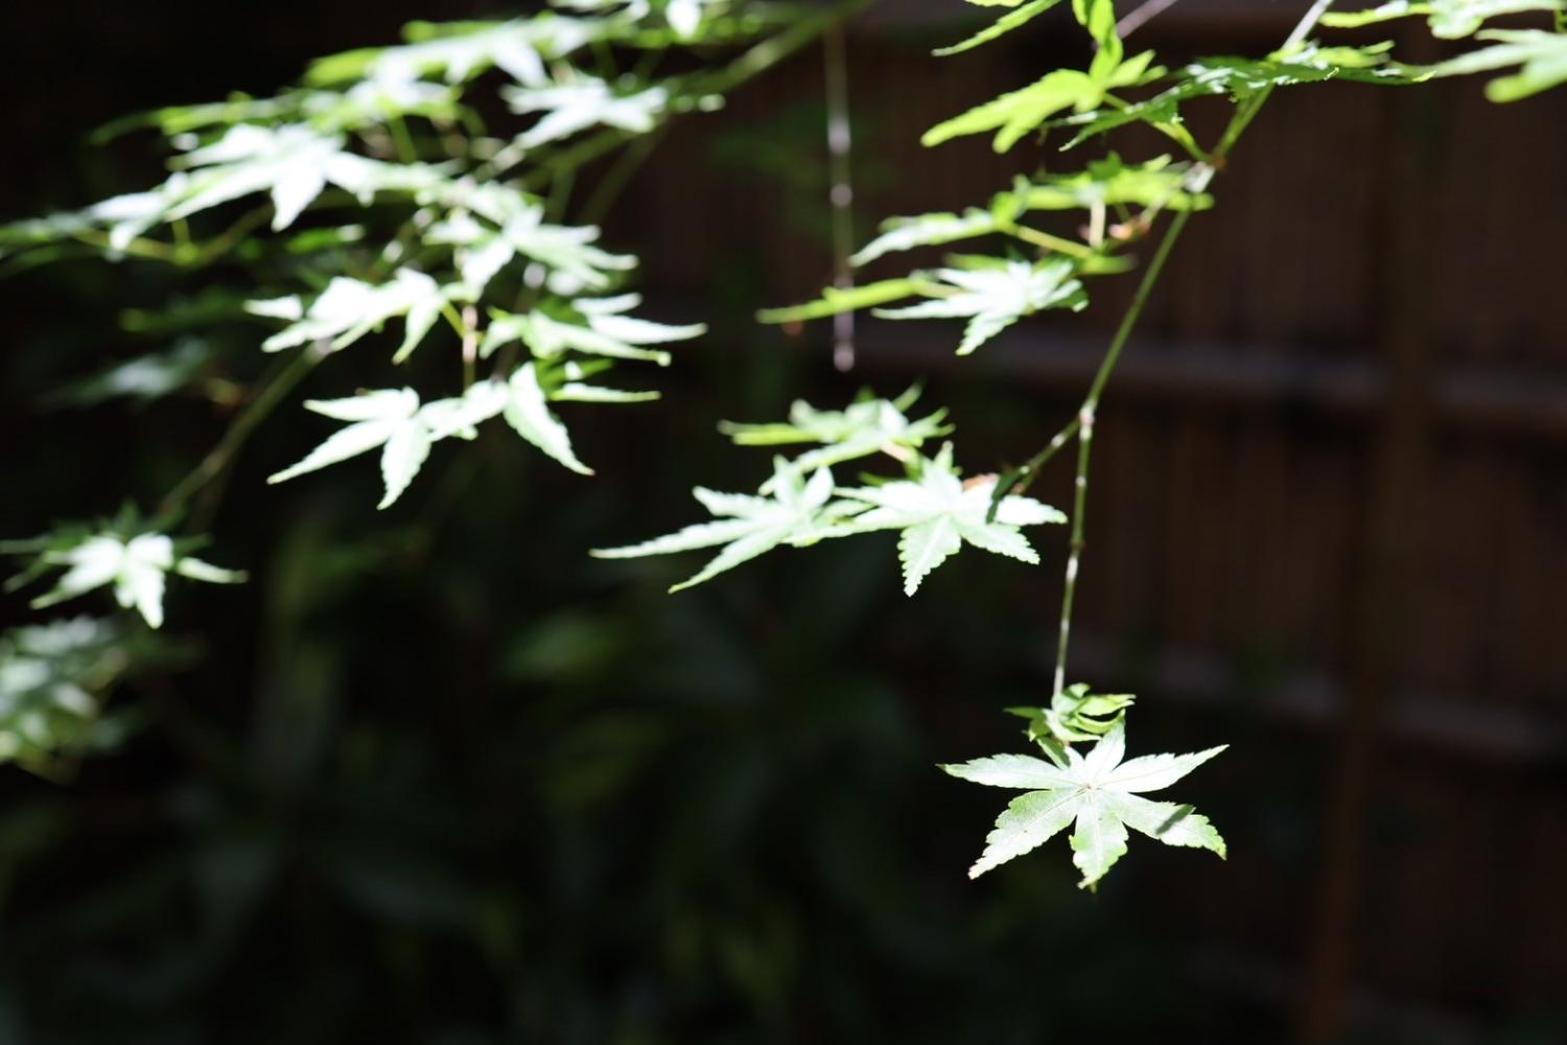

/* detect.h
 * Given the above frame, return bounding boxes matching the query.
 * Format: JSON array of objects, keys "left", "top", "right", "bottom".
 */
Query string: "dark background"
[{"left": 0, "top": 1, "right": 1564, "bottom": 1042}]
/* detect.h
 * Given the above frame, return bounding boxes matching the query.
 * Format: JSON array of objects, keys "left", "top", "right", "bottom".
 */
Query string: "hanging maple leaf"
[
  {"left": 267, "top": 370, "right": 595, "bottom": 508},
  {"left": 551, "top": 0, "right": 728, "bottom": 39},
  {"left": 1321, "top": 0, "right": 1565, "bottom": 41},
  {"left": 427, "top": 201, "right": 637, "bottom": 294},
  {"left": 1425, "top": 28, "right": 1567, "bottom": 101},
  {"left": 719, "top": 388, "right": 950, "bottom": 474},
  {"left": 850, "top": 209, "right": 1003, "bottom": 267},
  {"left": 591, "top": 461, "right": 843, "bottom": 592},
  {"left": 2, "top": 531, "right": 243, "bottom": 630},
  {"left": 267, "top": 385, "right": 493, "bottom": 508},
  {"left": 165, "top": 124, "right": 391, "bottom": 231},
  {"left": 874, "top": 258, "right": 1086, "bottom": 355},
  {"left": 922, "top": 51, "right": 1160, "bottom": 151},
  {"left": 500, "top": 363, "right": 595, "bottom": 475},
  {"left": 250, "top": 268, "right": 466, "bottom": 360},
  {"left": 833, "top": 444, "right": 1065, "bottom": 594},
  {"left": 483, "top": 294, "right": 705, "bottom": 366},
  {"left": 502, "top": 76, "right": 669, "bottom": 151},
  {"left": 307, "top": 18, "right": 601, "bottom": 88},
  {"left": 944, "top": 718, "right": 1226, "bottom": 887}
]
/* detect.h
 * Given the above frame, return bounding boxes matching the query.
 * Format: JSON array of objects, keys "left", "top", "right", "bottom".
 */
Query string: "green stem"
[
  {"left": 1007, "top": 224, "right": 1098, "bottom": 260},
  {"left": 1051, "top": 207, "right": 1192, "bottom": 697},
  {"left": 388, "top": 114, "right": 419, "bottom": 164},
  {"left": 192, "top": 207, "right": 271, "bottom": 267},
  {"left": 546, "top": 167, "right": 577, "bottom": 223},
  {"left": 70, "top": 230, "right": 176, "bottom": 262},
  {"left": 1040, "top": 0, "right": 1337, "bottom": 697},
  {"left": 580, "top": 127, "right": 664, "bottom": 226},
  {"left": 156, "top": 347, "right": 324, "bottom": 529},
  {"left": 460, "top": 305, "right": 479, "bottom": 390}
]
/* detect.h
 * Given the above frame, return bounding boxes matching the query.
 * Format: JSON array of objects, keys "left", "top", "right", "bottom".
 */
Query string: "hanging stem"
[
  {"left": 1116, "top": 0, "right": 1184, "bottom": 38},
  {"left": 156, "top": 346, "right": 325, "bottom": 529},
  {"left": 388, "top": 114, "right": 418, "bottom": 163},
  {"left": 1007, "top": 224, "right": 1099, "bottom": 260},
  {"left": 1051, "top": 207, "right": 1193, "bottom": 696},
  {"left": 1041, "top": 0, "right": 1337, "bottom": 696},
  {"left": 461, "top": 305, "right": 479, "bottom": 390},
  {"left": 579, "top": 126, "right": 665, "bottom": 225}
]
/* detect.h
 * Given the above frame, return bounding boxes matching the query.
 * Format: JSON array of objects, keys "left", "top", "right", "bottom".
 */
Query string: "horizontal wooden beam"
[
  {"left": 1061, "top": 632, "right": 1562, "bottom": 765},
  {"left": 845, "top": 324, "right": 1567, "bottom": 442}
]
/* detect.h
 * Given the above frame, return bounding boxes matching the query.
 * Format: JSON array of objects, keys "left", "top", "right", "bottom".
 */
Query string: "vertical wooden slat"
[{"left": 1299, "top": 30, "right": 1443, "bottom": 1042}]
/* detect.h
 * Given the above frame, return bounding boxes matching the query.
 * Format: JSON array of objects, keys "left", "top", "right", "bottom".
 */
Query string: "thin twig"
[
  {"left": 1050, "top": 208, "right": 1192, "bottom": 696},
  {"left": 579, "top": 126, "right": 664, "bottom": 226},
  {"left": 461, "top": 305, "right": 479, "bottom": 389},
  {"left": 156, "top": 346, "right": 325, "bottom": 529},
  {"left": 1116, "top": 0, "right": 1184, "bottom": 37},
  {"left": 1038, "top": 0, "right": 1339, "bottom": 697}
]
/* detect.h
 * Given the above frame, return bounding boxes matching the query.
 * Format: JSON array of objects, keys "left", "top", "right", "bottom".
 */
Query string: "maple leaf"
[
  {"left": 502, "top": 76, "right": 669, "bottom": 151},
  {"left": 874, "top": 258, "right": 1086, "bottom": 355},
  {"left": 166, "top": 124, "right": 388, "bottom": 231},
  {"left": 833, "top": 444, "right": 1064, "bottom": 594},
  {"left": 719, "top": 389, "right": 950, "bottom": 474},
  {"left": 850, "top": 210, "right": 1003, "bottom": 267},
  {"left": 944, "top": 717, "right": 1226, "bottom": 887},
  {"left": 267, "top": 370, "right": 596, "bottom": 508},
  {"left": 427, "top": 202, "right": 636, "bottom": 294},
  {"left": 3, "top": 532, "right": 243, "bottom": 630},
  {"left": 268, "top": 385, "right": 493, "bottom": 508},
  {"left": 483, "top": 294, "right": 705, "bottom": 366},
  {"left": 307, "top": 17, "right": 602, "bottom": 88},
  {"left": 591, "top": 461, "right": 841, "bottom": 592},
  {"left": 250, "top": 268, "right": 465, "bottom": 360}
]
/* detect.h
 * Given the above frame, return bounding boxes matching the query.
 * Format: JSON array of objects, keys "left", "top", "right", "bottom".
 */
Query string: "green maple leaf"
[
  {"left": 308, "top": 18, "right": 600, "bottom": 88},
  {"left": 427, "top": 204, "right": 638, "bottom": 296},
  {"left": 935, "top": 0, "right": 1066, "bottom": 57},
  {"left": 1008, "top": 682, "right": 1137, "bottom": 751},
  {"left": 250, "top": 268, "right": 466, "bottom": 361},
  {"left": 873, "top": 258, "right": 1086, "bottom": 356},
  {"left": 834, "top": 444, "right": 1064, "bottom": 595},
  {"left": 1018, "top": 154, "right": 1213, "bottom": 212},
  {"left": 591, "top": 461, "right": 841, "bottom": 592},
  {"left": 502, "top": 76, "right": 669, "bottom": 150},
  {"left": 719, "top": 389, "right": 949, "bottom": 473},
  {"left": 3, "top": 532, "right": 243, "bottom": 630},
  {"left": 1322, "top": 0, "right": 1565, "bottom": 40},
  {"left": 849, "top": 210, "right": 1003, "bottom": 267},
  {"left": 166, "top": 124, "right": 401, "bottom": 232},
  {"left": 268, "top": 370, "right": 592, "bottom": 509},
  {"left": 483, "top": 294, "right": 704, "bottom": 366},
  {"left": 944, "top": 718, "right": 1227, "bottom": 887},
  {"left": 922, "top": 51, "right": 1159, "bottom": 152},
  {"left": 1426, "top": 29, "right": 1567, "bottom": 100}
]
